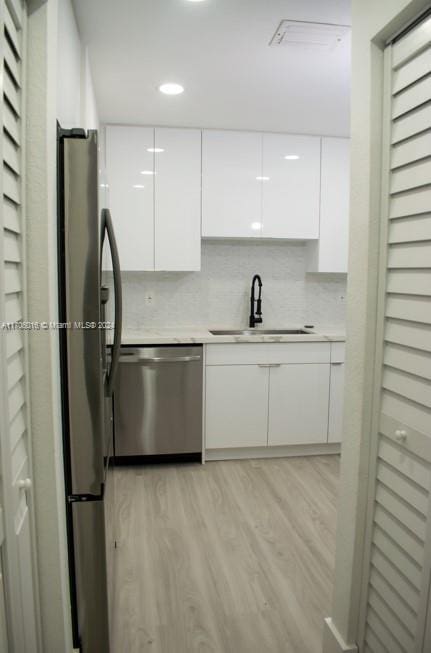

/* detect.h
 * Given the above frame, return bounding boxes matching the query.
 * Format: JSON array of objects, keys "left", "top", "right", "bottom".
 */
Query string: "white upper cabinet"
[
  {"left": 106, "top": 125, "right": 155, "bottom": 271},
  {"left": 202, "top": 130, "right": 321, "bottom": 240},
  {"left": 308, "top": 137, "right": 350, "bottom": 273},
  {"left": 261, "top": 134, "right": 321, "bottom": 239},
  {"left": 202, "top": 130, "right": 262, "bottom": 238},
  {"left": 105, "top": 125, "right": 201, "bottom": 271},
  {"left": 107, "top": 126, "right": 350, "bottom": 265},
  {"left": 155, "top": 128, "right": 201, "bottom": 271}
]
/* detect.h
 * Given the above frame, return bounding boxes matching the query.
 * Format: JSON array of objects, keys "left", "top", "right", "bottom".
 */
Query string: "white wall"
[
  {"left": 25, "top": 1, "right": 100, "bottom": 651},
  {"left": 323, "top": 1, "right": 431, "bottom": 651},
  {"left": 57, "top": 0, "right": 98, "bottom": 129},
  {"left": 117, "top": 241, "right": 347, "bottom": 330},
  {"left": 82, "top": 48, "right": 99, "bottom": 130},
  {"left": 56, "top": 0, "right": 81, "bottom": 127},
  {"left": 27, "top": 2, "right": 74, "bottom": 652}
]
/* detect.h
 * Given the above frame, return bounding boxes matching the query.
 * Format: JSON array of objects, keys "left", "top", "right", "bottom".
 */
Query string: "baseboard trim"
[
  {"left": 205, "top": 443, "right": 341, "bottom": 461},
  {"left": 322, "top": 618, "right": 358, "bottom": 653}
]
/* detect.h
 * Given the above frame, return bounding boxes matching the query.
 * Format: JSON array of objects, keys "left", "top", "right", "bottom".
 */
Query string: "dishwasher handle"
[{"left": 119, "top": 354, "right": 201, "bottom": 364}]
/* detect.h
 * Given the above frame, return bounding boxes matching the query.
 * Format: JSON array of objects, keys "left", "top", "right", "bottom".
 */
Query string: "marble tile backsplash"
[{"left": 115, "top": 241, "right": 347, "bottom": 329}]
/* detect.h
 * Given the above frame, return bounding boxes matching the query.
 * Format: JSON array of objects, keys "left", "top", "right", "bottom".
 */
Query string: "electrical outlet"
[{"left": 143, "top": 293, "right": 154, "bottom": 305}]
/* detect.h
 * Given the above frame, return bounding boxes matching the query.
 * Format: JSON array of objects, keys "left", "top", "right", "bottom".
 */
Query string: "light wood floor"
[{"left": 112, "top": 455, "right": 339, "bottom": 653}]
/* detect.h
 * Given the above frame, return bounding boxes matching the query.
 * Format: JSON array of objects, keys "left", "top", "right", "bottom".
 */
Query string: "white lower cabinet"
[
  {"left": 205, "top": 365, "right": 269, "bottom": 448},
  {"left": 204, "top": 342, "right": 342, "bottom": 452},
  {"left": 328, "top": 362, "right": 345, "bottom": 443},
  {"left": 267, "top": 364, "right": 330, "bottom": 446},
  {"left": 328, "top": 342, "right": 346, "bottom": 443}
]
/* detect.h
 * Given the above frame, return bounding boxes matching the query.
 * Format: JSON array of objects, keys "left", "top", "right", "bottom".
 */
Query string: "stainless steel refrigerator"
[{"left": 57, "top": 127, "right": 122, "bottom": 652}]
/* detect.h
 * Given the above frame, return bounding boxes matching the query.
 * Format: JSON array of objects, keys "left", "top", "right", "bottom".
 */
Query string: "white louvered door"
[
  {"left": 359, "top": 14, "right": 431, "bottom": 653},
  {"left": 0, "top": 506, "right": 8, "bottom": 653},
  {"left": 0, "top": 1, "right": 40, "bottom": 651}
]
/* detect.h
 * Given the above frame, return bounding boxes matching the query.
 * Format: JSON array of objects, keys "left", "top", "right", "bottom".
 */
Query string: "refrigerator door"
[
  {"left": 104, "top": 395, "right": 116, "bottom": 636},
  {"left": 70, "top": 498, "right": 110, "bottom": 653},
  {"left": 62, "top": 131, "right": 105, "bottom": 496}
]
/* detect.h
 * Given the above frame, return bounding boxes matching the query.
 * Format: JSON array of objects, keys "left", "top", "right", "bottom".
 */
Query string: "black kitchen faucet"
[{"left": 249, "top": 274, "right": 263, "bottom": 328}]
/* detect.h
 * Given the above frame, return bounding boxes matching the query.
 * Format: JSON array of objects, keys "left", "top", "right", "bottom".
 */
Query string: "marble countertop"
[{"left": 119, "top": 325, "right": 346, "bottom": 345}]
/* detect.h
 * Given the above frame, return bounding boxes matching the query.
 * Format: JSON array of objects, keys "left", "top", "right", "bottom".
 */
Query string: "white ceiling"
[{"left": 72, "top": 0, "right": 351, "bottom": 136}]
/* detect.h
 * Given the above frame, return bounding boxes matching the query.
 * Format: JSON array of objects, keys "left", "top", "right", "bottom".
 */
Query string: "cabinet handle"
[
  {"left": 331, "top": 362, "right": 343, "bottom": 366},
  {"left": 258, "top": 363, "right": 281, "bottom": 368}
]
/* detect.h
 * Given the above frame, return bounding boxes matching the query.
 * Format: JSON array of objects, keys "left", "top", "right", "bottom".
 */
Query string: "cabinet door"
[
  {"left": 328, "top": 362, "right": 345, "bottom": 443},
  {"left": 268, "top": 364, "right": 330, "bottom": 445},
  {"left": 262, "top": 134, "right": 321, "bottom": 239},
  {"left": 308, "top": 137, "right": 350, "bottom": 273},
  {"left": 202, "top": 130, "right": 263, "bottom": 238},
  {"left": 106, "top": 126, "right": 155, "bottom": 270},
  {"left": 155, "top": 128, "right": 201, "bottom": 271},
  {"left": 205, "top": 365, "right": 269, "bottom": 449}
]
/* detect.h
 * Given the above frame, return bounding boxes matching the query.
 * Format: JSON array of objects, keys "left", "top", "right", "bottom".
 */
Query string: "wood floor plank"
[{"left": 112, "top": 456, "right": 339, "bottom": 653}]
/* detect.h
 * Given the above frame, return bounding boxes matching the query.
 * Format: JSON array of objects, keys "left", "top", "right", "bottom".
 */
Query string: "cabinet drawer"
[
  {"left": 266, "top": 342, "right": 330, "bottom": 364},
  {"left": 205, "top": 343, "right": 268, "bottom": 365},
  {"left": 331, "top": 342, "right": 346, "bottom": 363},
  {"left": 206, "top": 342, "right": 331, "bottom": 365}
]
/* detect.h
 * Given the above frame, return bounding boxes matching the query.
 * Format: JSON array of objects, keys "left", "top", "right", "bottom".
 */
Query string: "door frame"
[
  {"left": 357, "top": 18, "right": 431, "bottom": 652},
  {"left": 0, "top": 0, "right": 43, "bottom": 650},
  {"left": 322, "top": 1, "right": 431, "bottom": 652},
  {"left": 24, "top": 0, "right": 75, "bottom": 651}
]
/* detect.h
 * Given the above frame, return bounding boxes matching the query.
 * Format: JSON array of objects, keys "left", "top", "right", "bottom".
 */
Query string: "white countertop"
[{"left": 120, "top": 325, "right": 346, "bottom": 345}]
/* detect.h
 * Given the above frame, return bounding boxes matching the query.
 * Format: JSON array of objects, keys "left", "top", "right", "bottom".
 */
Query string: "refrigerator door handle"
[{"left": 102, "top": 208, "right": 123, "bottom": 397}]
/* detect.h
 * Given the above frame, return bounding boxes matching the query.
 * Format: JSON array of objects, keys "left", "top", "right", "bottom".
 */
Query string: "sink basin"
[{"left": 209, "top": 329, "right": 312, "bottom": 336}]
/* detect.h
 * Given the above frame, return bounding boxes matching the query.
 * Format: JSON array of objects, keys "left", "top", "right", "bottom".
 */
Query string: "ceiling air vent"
[{"left": 269, "top": 20, "right": 350, "bottom": 51}]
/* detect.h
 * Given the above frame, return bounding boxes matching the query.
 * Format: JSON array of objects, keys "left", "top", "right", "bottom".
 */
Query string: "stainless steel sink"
[{"left": 209, "top": 329, "right": 312, "bottom": 336}]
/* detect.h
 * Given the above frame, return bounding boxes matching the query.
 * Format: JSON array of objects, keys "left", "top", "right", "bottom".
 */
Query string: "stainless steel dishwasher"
[{"left": 114, "top": 345, "right": 203, "bottom": 461}]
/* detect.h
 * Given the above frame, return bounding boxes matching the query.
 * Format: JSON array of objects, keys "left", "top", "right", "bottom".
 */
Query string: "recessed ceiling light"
[
  {"left": 141, "top": 170, "right": 154, "bottom": 175},
  {"left": 133, "top": 184, "right": 145, "bottom": 189},
  {"left": 251, "top": 222, "right": 262, "bottom": 231},
  {"left": 284, "top": 155, "right": 300, "bottom": 160},
  {"left": 159, "top": 83, "right": 184, "bottom": 95},
  {"left": 256, "top": 176, "right": 270, "bottom": 181},
  {"left": 147, "top": 148, "right": 165, "bottom": 153}
]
